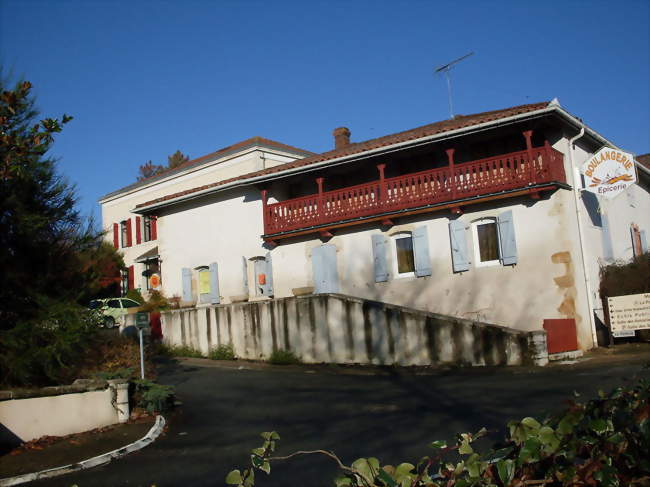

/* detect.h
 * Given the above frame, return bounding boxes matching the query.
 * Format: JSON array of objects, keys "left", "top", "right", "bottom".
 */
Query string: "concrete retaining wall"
[
  {"left": 0, "top": 380, "right": 129, "bottom": 452},
  {"left": 161, "top": 294, "right": 547, "bottom": 366}
]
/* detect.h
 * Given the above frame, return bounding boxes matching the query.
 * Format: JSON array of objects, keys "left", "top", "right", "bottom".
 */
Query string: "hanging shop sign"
[
  {"left": 149, "top": 273, "right": 161, "bottom": 290},
  {"left": 607, "top": 293, "right": 650, "bottom": 335},
  {"left": 581, "top": 147, "right": 637, "bottom": 199}
]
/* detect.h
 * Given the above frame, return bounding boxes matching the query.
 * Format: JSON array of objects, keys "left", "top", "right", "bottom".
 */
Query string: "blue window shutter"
[
  {"left": 182, "top": 268, "right": 193, "bottom": 302},
  {"left": 312, "top": 245, "right": 339, "bottom": 293},
  {"left": 412, "top": 226, "right": 432, "bottom": 277},
  {"left": 497, "top": 210, "right": 518, "bottom": 266},
  {"left": 371, "top": 234, "right": 389, "bottom": 282},
  {"left": 448, "top": 220, "right": 469, "bottom": 272},
  {"left": 242, "top": 256, "right": 249, "bottom": 294},
  {"left": 265, "top": 252, "right": 274, "bottom": 296},
  {"left": 209, "top": 262, "right": 220, "bottom": 304},
  {"left": 640, "top": 230, "right": 648, "bottom": 254}
]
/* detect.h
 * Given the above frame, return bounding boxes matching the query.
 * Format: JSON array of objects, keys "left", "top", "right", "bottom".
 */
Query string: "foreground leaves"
[{"left": 226, "top": 378, "right": 650, "bottom": 486}]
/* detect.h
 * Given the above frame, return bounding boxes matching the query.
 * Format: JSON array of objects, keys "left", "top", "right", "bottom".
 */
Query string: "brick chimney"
[{"left": 333, "top": 127, "right": 351, "bottom": 150}]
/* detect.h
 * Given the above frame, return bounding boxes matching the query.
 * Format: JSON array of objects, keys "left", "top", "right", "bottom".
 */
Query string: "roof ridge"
[{"left": 100, "top": 136, "right": 314, "bottom": 201}]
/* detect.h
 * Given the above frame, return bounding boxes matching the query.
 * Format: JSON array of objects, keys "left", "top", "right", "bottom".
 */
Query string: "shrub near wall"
[{"left": 599, "top": 252, "right": 650, "bottom": 299}]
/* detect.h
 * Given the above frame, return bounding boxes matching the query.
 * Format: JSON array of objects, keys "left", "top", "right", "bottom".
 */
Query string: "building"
[{"left": 99, "top": 100, "right": 650, "bottom": 353}]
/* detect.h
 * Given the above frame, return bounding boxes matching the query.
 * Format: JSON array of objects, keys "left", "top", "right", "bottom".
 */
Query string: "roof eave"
[{"left": 132, "top": 104, "right": 634, "bottom": 214}]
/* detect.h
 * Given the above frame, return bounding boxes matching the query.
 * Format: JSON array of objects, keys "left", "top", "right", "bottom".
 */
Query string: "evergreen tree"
[
  {"left": 167, "top": 149, "right": 189, "bottom": 169},
  {"left": 137, "top": 159, "right": 165, "bottom": 180},
  {"left": 0, "top": 78, "right": 100, "bottom": 326}
]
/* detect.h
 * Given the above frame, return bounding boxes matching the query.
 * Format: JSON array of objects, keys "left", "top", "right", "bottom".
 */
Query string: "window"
[
  {"left": 143, "top": 216, "right": 153, "bottom": 242},
  {"left": 472, "top": 219, "right": 501, "bottom": 266},
  {"left": 449, "top": 211, "right": 517, "bottom": 272},
  {"left": 121, "top": 221, "right": 129, "bottom": 248},
  {"left": 196, "top": 265, "right": 211, "bottom": 304},
  {"left": 392, "top": 232, "right": 415, "bottom": 277},
  {"left": 120, "top": 270, "right": 129, "bottom": 296},
  {"left": 107, "top": 299, "right": 121, "bottom": 309}
]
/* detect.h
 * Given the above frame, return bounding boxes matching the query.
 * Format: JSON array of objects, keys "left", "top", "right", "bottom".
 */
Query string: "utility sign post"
[
  {"left": 581, "top": 147, "right": 637, "bottom": 199},
  {"left": 135, "top": 312, "right": 149, "bottom": 379}
]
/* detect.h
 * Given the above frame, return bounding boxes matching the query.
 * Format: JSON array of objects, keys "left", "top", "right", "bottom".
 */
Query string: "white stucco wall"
[
  {"left": 98, "top": 120, "right": 650, "bottom": 352},
  {"left": 0, "top": 389, "right": 118, "bottom": 443},
  {"left": 567, "top": 140, "right": 650, "bottom": 333},
  {"left": 99, "top": 145, "right": 305, "bottom": 295}
]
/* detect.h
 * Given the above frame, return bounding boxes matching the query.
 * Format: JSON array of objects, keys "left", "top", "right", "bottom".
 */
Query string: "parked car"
[{"left": 88, "top": 298, "right": 142, "bottom": 328}]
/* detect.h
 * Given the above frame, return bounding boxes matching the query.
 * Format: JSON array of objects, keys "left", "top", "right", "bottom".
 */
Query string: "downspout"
[{"left": 567, "top": 127, "right": 598, "bottom": 348}]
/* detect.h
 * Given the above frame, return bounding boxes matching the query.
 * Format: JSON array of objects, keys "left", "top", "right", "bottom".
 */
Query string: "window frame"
[
  {"left": 471, "top": 218, "right": 501, "bottom": 267},
  {"left": 391, "top": 232, "right": 416, "bottom": 278},
  {"left": 120, "top": 270, "right": 129, "bottom": 296},
  {"left": 120, "top": 220, "right": 129, "bottom": 248},
  {"left": 143, "top": 216, "right": 153, "bottom": 242}
]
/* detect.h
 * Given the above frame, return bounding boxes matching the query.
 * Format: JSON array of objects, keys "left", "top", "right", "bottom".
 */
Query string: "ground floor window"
[
  {"left": 120, "top": 270, "right": 129, "bottom": 296},
  {"left": 472, "top": 219, "right": 500, "bottom": 266},
  {"left": 392, "top": 232, "right": 415, "bottom": 277}
]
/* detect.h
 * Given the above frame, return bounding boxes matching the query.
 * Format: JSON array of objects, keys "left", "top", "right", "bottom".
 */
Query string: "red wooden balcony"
[{"left": 262, "top": 142, "right": 565, "bottom": 239}]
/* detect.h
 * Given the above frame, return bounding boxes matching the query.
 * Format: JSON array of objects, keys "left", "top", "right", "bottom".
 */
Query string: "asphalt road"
[{"left": 33, "top": 347, "right": 650, "bottom": 487}]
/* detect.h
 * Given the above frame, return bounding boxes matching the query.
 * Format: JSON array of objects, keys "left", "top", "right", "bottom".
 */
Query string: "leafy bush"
[
  {"left": 268, "top": 349, "right": 301, "bottom": 365},
  {"left": 93, "top": 367, "right": 135, "bottom": 381},
  {"left": 0, "top": 300, "right": 99, "bottom": 387},
  {"left": 132, "top": 379, "right": 175, "bottom": 413},
  {"left": 141, "top": 290, "right": 170, "bottom": 312},
  {"left": 125, "top": 288, "right": 145, "bottom": 304},
  {"left": 209, "top": 344, "right": 236, "bottom": 361},
  {"left": 227, "top": 378, "right": 650, "bottom": 486},
  {"left": 599, "top": 252, "right": 650, "bottom": 298}
]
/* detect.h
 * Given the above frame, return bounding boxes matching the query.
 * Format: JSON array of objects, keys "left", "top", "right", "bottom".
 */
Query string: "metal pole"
[
  {"left": 139, "top": 328, "right": 145, "bottom": 379},
  {"left": 445, "top": 69, "right": 453, "bottom": 119}
]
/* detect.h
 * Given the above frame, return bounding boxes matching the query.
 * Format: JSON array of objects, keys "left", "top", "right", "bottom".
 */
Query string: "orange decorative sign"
[
  {"left": 149, "top": 273, "right": 161, "bottom": 289},
  {"left": 581, "top": 147, "right": 637, "bottom": 199},
  {"left": 258, "top": 273, "right": 266, "bottom": 285}
]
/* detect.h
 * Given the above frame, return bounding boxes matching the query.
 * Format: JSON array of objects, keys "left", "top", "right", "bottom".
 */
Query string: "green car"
[{"left": 88, "top": 298, "right": 142, "bottom": 328}]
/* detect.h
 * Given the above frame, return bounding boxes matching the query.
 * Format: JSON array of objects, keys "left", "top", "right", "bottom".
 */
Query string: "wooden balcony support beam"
[
  {"left": 377, "top": 164, "right": 386, "bottom": 201},
  {"left": 446, "top": 148, "right": 456, "bottom": 199},
  {"left": 261, "top": 189, "right": 269, "bottom": 232},
  {"left": 522, "top": 130, "right": 534, "bottom": 184}
]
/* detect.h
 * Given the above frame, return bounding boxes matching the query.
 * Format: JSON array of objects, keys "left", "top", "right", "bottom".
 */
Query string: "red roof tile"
[
  {"left": 136, "top": 101, "right": 550, "bottom": 210},
  {"left": 637, "top": 153, "right": 650, "bottom": 170}
]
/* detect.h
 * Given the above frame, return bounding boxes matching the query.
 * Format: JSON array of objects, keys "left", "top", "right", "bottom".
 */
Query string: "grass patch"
[
  {"left": 268, "top": 349, "right": 301, "bottom": 365},
  {"left": 155, "top": 344, "right": 204, "bottom": 358},
  {"left": 209, "top": 344, "right": 236, "bottom": 361}
]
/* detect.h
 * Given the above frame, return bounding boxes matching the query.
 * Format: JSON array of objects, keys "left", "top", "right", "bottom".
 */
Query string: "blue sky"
[{"left": 1, "top": 0, "right": 649, "bottom": 222}]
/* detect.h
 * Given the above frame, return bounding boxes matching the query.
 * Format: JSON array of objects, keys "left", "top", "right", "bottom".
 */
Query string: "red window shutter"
[
  {"left": 151, "top": 216, "right": 158, "bottom": 240},
  {"left": 126, "top": 218, "right": 132, "bottom": 247},
  {"left": 136, "top": 216, "right": 142, "bottom": 244},
  {"left": 113, "top": 223, "right": 119, "bottom": 249},
  {"left": 128, "top": 265, "right": 134, "bottom": 290}
]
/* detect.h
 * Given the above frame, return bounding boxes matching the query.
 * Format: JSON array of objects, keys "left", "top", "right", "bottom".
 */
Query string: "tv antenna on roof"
[{"left": 435, "top": 52, "right": 474, "bottom": 119}]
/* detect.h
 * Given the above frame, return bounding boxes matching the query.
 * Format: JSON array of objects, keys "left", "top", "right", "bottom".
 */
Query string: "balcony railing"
[{"left": 263, "top": 143, "right": 565, "bottom": 237}]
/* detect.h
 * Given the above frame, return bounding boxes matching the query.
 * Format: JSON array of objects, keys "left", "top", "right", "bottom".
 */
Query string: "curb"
[{"left": 0, "top": 415, "right": 166, "bottom": 486}]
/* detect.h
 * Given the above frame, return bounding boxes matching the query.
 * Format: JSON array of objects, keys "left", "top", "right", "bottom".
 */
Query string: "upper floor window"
[
  {"left": 392, "top": 232, "right": 415, "bottom": 277},
  {"left": 143, "top": 216, "right": 153, "bottom": 242},
  {"left": 121, "top": 220, "right": 129, "bottom": 248}
]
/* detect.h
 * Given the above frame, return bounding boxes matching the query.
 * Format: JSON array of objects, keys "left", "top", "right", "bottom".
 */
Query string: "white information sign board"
[
  {"left": 581, "top": 147, "right": 637, "bottom": 200},
  {"left": 607, "top": 293, "right": 650, "bottom": 333}
]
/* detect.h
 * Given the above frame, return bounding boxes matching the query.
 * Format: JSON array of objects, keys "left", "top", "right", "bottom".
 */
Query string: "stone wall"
[{"left": 161, "top": 294, "right": 548, "bottom": 367}]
